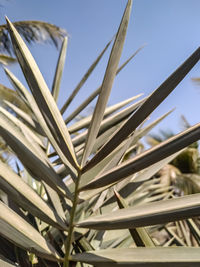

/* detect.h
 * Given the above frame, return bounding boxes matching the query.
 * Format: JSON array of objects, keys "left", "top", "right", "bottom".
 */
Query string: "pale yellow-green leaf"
[
  {"left": 72, "top": 97, "right": 144, "bottom": 148},
  {"left": 61, "top": 36, "right": 114, "bottom": 115},
  {"left": 0, "top": 114, "right": 72, "bottom": 199},
  {"left": 6, "top": 17, "right": 79, "bottom": 170},
  {"left": 69, "top": 94, "right": 142, "bottom": 134},
  {"left": 52, "top": 37, "right": 68, "bottom": 102},
  {"left": 81, "top": 0, "right": 132, "bottom": 165},
  {"left": 0, "top": 161, "right": 67, "bottom": 230},
  {"left": 70, "top": 247, "right": 200, "bottom": 266},
  {"left": 5, "top": 65, "right": 77, "bottom": 179},
  {"left": 114, "top": 190, "right": 155, "bottom": 247},
  {"left": 4, "top": 100, "right": 43, "bottom": 135},
  {"left": 0, "top": 256, "right": 18, "bottom": 267},
  {"left": 0, "top": 54, "right": 16, "bottom": 65},
  {"left": 0, "top": 201, "right": 62, "bottom": 261},
  {"left": 80, "top": 123, "right": 200, "bottom": 191},
  {"left": 0, "top": 105, "right": 44, "bottom": 148},
  {"left": 65, "top": 45, "right": 145, "bottom": 124},
  {"left": 77, "top": 193, "right": 200, "bottom": 230},
  {"left": 84, "top": 47, "right": 200, "bottom": 172}
]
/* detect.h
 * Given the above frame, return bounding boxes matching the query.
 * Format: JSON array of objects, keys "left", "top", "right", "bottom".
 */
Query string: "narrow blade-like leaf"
[
  {"left": 0, "top": 106, "right": 44, "bottom": 148},
  {"left": 52, "top": 37, "right": 68, "bottom": 102},
  {"left": 0, "top": 20, "right": 67, "bottom": 54},
  {"left": 69, "top": 94, "right": 142, "bottom": 134},
  {"left": 0, "top": 54, "right": 16, "bottom": 65},
  {"left": 80, "top": 123, "right": 200, "bottom": 191},
  {"left": 0, "top": 115, "right": 72, "bottom": 199},
  {"left": 61, "top": 36, "right": 114, "bottom": 114},
  {"left": 0, "top": 256, "right": 18, "bottom": 267},
  {"left": 83, "top": 46, "right": 200, "bottom": 172},
  {"left": 0, "top": 161, "right": 67, "bottom": 230},
  {"left": 70, "top": 247, "right": 200, "bottom": 266},
  {"left": 79, "top": 146, "right": 181, "bottom": 203},
  {"left": 72, "top": 97, "right": 144, "bottom": 148},
  {"left": 187, "top": 218, "right": 200, "bottom": 245},
  {"left": 6, "top": 17, "right": 79, "bottom": 170},
  {"left": 65, "top": 46, "right": 144, "bottom": 124},
  {"left": 77, "top": 193, "right": 200, "bottom": 230},
  {"left": 0, "top": 83, "right": 30, "bottom": 114},
  {"left": 43, "top": 182, "right": 66, "bottom": 221},
  {"left": 4, "top": 100, "right": 43, "bottom": 135},
  {"left": 114, "top": 190, "right": 155, "bottom": 247},
  {"left": 81, "top": 0, "right": 132, "bottom": 165},
  {"left": 4, "top": 68, "right": 77, "bottom": 178},
  {"left": 0, "top": 201, "right": 62, "bottom": 261}
]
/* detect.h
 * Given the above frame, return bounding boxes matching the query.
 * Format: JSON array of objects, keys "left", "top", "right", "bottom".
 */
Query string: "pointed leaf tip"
[
  {"left": 5, "top": 17, "right": 13, "bottom": 30},
  {"left": 83, "top": 46, "right": 200, "bottom": 172},
  {"left": 6, "top": 15, "right": 79, "bottom": 170},
  {"left": 81, "top": 0, "right": 133, "bottom": 166}
]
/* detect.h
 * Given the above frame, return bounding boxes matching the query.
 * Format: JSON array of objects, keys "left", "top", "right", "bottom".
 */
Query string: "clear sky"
[{"left": 1, "top": 0, "right": 200, "bottom": 134}]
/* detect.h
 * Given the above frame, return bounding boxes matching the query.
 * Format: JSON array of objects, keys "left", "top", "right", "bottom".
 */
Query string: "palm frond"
[
  {"left": 0, "top": 83, "right": 30, "bottom": 113},
  {"left": 0, "top": 20, "right": 67, "bottom": 55},
  {"left": 0, "top": 54, "right": 16, "bottom": 65},
  {"left": 0, "top": 2, "right": 200, "bottom": 266}
]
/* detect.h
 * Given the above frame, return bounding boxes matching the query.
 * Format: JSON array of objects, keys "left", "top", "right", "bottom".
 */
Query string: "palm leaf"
[
  {"left": 68, "top": 94, "right": 142, "bottom": 134},
  {"left": 70, "top": 247, "right": 200, "bottom": 266},
  {"left": 0, "top": 2, "right": 200, "bottom": 266},
  {"left": 0, "top": 54, "right": 16, "bottom": 65},
  {"left": 0, "top": 20, "right": 67, "bottom": 55},
  {"left": 0, "top": 105, "right": 44, "bottom": 148},
  {"left": 0, "top": 255, "right": 18, "bottom": 267},
  {"left": 60, "top": 36, "right": 114, "bottom": 115},
  {"left": 79, "top": 115, "right": 179, "bottom": 202},
  {"left": 0, "top": 161, "right": 67, "bottom": 230},
  {"left": 6, "top": 17, "right": 79, "bottom": 170},
  {"left": 64, "top": 45, "right": 145, "bottom": 124},
  {"left": 4, "top": 68, "right": 77, "bottom": 178},
  {"left": 83, "top": 46, "right": 200, "bottom": 172},
  {"left": 51, "top": 37, "right": 68, "bottom": 103},
  {"left": 0, "top": 201, "right": 62, "bottom": 262},
  {"left": 80, "top": 123, "right": 200, "bottom": 191},
  {"left": 114, "top": 190, "right": 155, "bottom": 247},
  {"left": 0, "top": 114, "right": 72, "bottom": 199},
  {"left": 0, "top": 84, "right": 30, "bottom": 114},
  {"left": 81, "top": 0, "right": 132, "bottom": 165},
  {"left": 77, "top": 193, "right": 200, "bottom": 230},
  {"left": 72, "top": 97, "right": 145, "bottom": 148},
  {"left": 3, "top": 100, "right": 44, "bottom": 135}
]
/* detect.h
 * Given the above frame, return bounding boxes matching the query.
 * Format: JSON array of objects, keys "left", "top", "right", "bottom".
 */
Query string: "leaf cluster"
[{"left": 0, "top": 1, "right": 200, "bottom": 266}]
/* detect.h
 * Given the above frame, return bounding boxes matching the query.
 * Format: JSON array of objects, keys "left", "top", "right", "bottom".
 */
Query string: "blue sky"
[{"left": 1, "top": 0, "right": 200, "bottom": 134}]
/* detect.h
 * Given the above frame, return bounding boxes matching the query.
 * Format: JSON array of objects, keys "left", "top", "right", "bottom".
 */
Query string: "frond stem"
[{"left": 63, "top": 169, "right": 81, "bottom": 267}]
